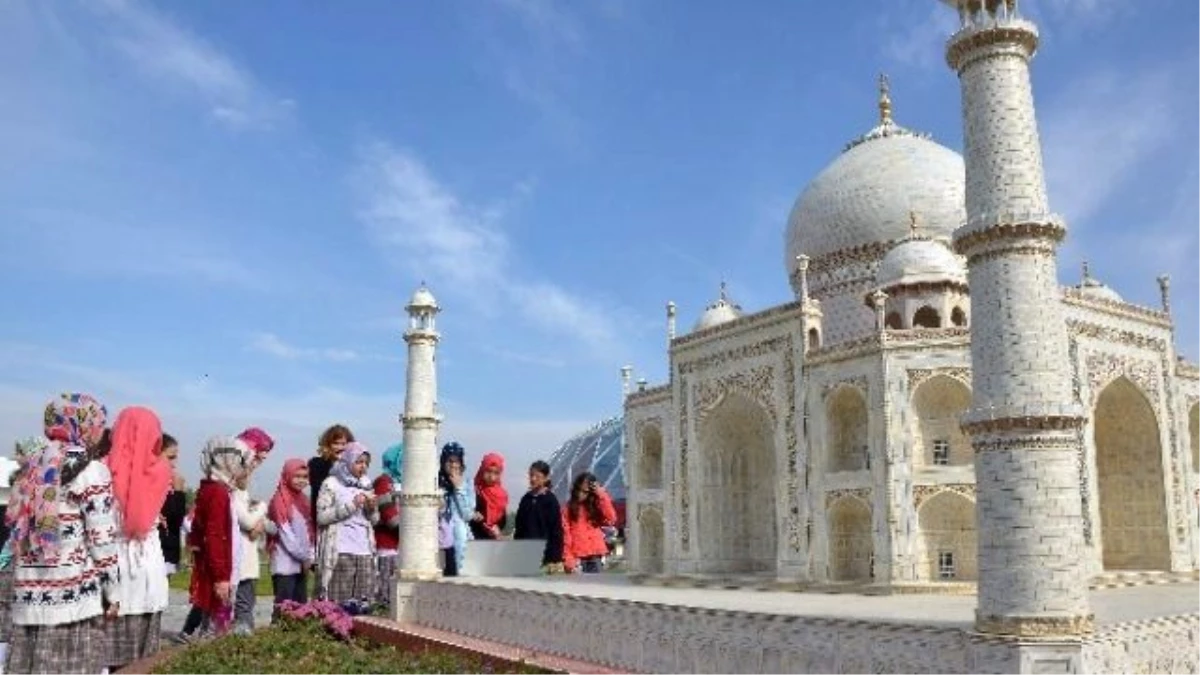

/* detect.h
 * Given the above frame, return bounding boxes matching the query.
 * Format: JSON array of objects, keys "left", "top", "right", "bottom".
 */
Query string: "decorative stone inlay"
[
  {"left": 783, "top": 343, "right": 800, "bottom": 553},
  {"left": 677, "top": 378, "right": 690, "bottom": 552},
  {"left": 671, "top": 302, "right": 803, "bottom": 349},
  {"left": 907, "top": 367, "right": 971, "bottom": 393},
  {"left": 1062, "top": 288, "right": 1171, "bottom": 326},
  {"left": 694, "top": 366, "right": 777, "bottom": 426},
  {"left": 961, "top": 415, "right": 1086, "bottom": 436},
  {"left": 960, "top": 241, "right": 1058, "bottom": 265},
  {"left": 1158, "top": 355, "right": 1186, "bottom": 545},
  {"left": 975, "top": 611, "right": 1096, "bottom": 638},
  {"left": 1068, "top": 337, "right": 1094, "bottom": 545},
  {"left": 946, "top": 19, "right": 1040, "bottom": 70},
  {"left": 913, "top": 483, "right": 975, "bottom": 509},
  {"left": 1067, "top": 320, "right": 1167, "bottom": 352},
  {"left": 677, "top": 335, "right": 790, "bottom": 375},
  {"left": 825, "top": 488, "right": 872, "bottom": 509},
  {"left": 972, "top": 435, "right": 1079, "bottom": 454},
  {"left": 1084, "top": 351, "right": 1160, "bottom": 407},
  {"left": 396, "top": 493, "right": 442, "bottom": 507},
  {"left": 885, "top": 327, "right": 972, "bottom": 343},
  {"left": 953, "top": 220, "right": 1064, "bottom": 256},
  {"left": 401, "top": 414, "right": 440, "bottom": 429},
  {"left": 821, "top": 375, "right": 868, "bottom": 400},
  {"left": 627, "top": 384, "right": 671, "bottom": 406}
]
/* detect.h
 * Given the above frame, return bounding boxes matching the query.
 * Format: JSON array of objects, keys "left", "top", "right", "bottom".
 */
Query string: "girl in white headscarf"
[{"left": 315, "top": 442, "right": 378, "bottom": 603}]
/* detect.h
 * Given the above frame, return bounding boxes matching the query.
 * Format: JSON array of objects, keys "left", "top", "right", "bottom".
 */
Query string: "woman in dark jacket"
[
  {"left": 160, "top": 474, "right": 188, "bottom": 574},
  {"left": 307, "top": 425, "right": 354, "bottom": 516},
  {"left": 513, "top": 461, "right": 564, "bottom": 571}
]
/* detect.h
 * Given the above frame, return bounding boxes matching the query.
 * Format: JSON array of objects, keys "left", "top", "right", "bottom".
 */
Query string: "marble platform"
[{"left": 396, "top": 575, "right": 1200, "bottom": 674}]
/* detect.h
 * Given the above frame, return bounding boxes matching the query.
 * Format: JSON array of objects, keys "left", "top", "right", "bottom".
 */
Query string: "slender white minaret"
[
  {"left": 667, "top": 301, "right": 677, "bottom": 346},
  {"left": 396, "top": 284, "right": 443, "bottom": 589},
  {"left": 621, "top": 365, "right": 633, "bottom": 397},
  {"left": 1157, "top": 274, "right": 1171, "bottom": 314},
  {"left": 941, "top": 0, "right": 1092, "bottom": 638}
]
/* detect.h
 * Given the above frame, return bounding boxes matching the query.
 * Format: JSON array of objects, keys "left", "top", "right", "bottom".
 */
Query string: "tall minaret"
[
  {"left": 396, "top": 283, "right": 443, "bottom": 594},
  {"left": 941, "top": 0, "right": 1092, "bottom": 638}
]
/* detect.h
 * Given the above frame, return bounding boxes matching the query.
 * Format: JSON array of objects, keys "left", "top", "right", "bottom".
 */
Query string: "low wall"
[{"left": 407, "top": 581, "right": 1200, "bottom": 674}]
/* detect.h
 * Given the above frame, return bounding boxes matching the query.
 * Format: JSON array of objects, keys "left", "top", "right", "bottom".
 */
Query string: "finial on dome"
[
  {"left": 1081, "top": 260, "right": 1091, "bottom": 283},
  {"left": 719, "top": 280, "right": 728, "bottom": 302},
  {"left": 878, "top": 73, "right": 892, "bottom": 125},
  {"left": 908, "top": 210, "right": 920, "bottom": 238}
]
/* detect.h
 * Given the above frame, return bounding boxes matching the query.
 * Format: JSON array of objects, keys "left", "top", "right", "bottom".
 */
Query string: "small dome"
[
  {"left": 406, "top": 284, "right": 439, "bottom": 311},
  {"left": 1075, "top": 262, "right": 1123, "bottom": 303},
  {"left": 694, "top": 282, "right": 743, "bottom": 332},
  {"left": 874, "top": 236, "right": 966, "bottom": 290},
  {"left": 784, "top": 78, "right": 965, "bottom": 294}
]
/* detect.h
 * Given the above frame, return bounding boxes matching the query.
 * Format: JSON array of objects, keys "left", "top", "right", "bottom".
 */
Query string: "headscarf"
[
  {"left": 438, "top": 441, "right": 465, "bottom": 492},
  {"left": 200, "top": 435, "right": 253, "bottom": 488},
  {"left": 330, "top": 441, "right": 371, "bottom": 489},
  {"left": 381, "top": 443, "right": 404, "bottom": 485},
  {"left": 473, "top": 452, "right": 508, "bottom": 528},
  {"left": 13, "top": 436, "right": 49, "bottom": 463},
  {"left": 237, "top": 427, "right": 275, "bottom": 461},
  {"left": 106, "top": 406, "right": 171, "bottom": 540},
  {"left": 268, "top": 459, "right": 314, "bottom": 551},
  {"left": 10, "top": 393, "right": 108, "bottom": 561}
]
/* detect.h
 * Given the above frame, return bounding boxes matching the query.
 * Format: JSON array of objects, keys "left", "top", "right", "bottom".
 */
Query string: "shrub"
[{"left": 153, "top": 603, "right": 551, "bottom": 674}]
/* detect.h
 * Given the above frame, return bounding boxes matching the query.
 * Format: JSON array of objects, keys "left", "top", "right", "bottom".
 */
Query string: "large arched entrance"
[
  {"left": 696, "top": 392, "right": 777, "bottom": 575},
  {"left": 911, "top": 375, "right": 972, "bottom": 468},
  {"left": 638, "top": 508, "right": 665, "bottom": 575},
  {"left": 827, "top": 497, "right": 873, "bottom": 582},
  {"left": 638, "top": 425, "right": 663, "bottom": 489},
  {"left": 827, "top": 387, "right": 868, "bottom": 473},
  {"left": 1094, "top": 377, "right": 1170, "bottom": 571},
  {"left": 916, "top": 491, "right": 977, "bottom": 581}
]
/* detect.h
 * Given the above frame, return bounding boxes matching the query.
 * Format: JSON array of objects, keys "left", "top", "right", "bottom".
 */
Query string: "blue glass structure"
[{"left": 545, "top": 416, "right": 626, "bottom": 525}]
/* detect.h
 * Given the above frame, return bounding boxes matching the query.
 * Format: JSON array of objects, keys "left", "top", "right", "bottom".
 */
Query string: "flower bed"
[{"left": 151, "top": 601, "right": 550, "bottom": 674}]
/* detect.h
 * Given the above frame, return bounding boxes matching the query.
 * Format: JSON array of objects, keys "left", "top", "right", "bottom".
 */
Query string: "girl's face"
[
  {"left": 290, "top": 468, "right": 310, "bottom": 491},
  {"left": 480, "top": 466, "right": 501, "bottom": 486},
  {"left": 161, "top": 443, "right": 179, "bottom": 467},
  {"left": 351, "top": 454, "right": 370, "bottom": 478},
  {"left": 444, "top": 457, "right": 463, "bottom": 475},
  {"left": 330, "top": 436, "right": 349, "bottom": 455},
  {"left": 528, "top": 469, "right": 548, "bottom": 491}
]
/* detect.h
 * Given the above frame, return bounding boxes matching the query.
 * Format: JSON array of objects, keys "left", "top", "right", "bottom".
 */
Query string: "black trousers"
[
  {"left": 272, "top": 572, "right": 309, "bottom": 606},
  {"left": 441, "top": 547, "right": 458, "bottom": 577}
]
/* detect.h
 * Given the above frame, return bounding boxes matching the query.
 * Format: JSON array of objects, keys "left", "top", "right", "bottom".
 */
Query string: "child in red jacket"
[
  {"left": 188, "top": 436, "right": 254, "bottom": 636},
  {"left": 561, "top": 472, "right": 617, "bottom": 573}
]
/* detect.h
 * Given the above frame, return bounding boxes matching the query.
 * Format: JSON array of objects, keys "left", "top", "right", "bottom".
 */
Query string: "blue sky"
[{"left": 0, "top": 0, "right": 1195, "bottom": 496}]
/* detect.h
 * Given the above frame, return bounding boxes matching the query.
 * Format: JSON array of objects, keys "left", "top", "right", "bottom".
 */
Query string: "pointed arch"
[
  {"left": 637, "top": 423, "right": 663, "bottom": 489},
  {"left": 696, "top": 391, "right": 777, "bottom": 574},
  {"left": 637, "top": 507, "right": 665, "bottom": 575},
  {"left": 916, "top": 491, "right": 977, "bottom": 581},
  {"left": 1094, "top": 376, "right": 1169, "bottom": 571},
  {"left": 826, "top": 385, "right": 869, "bottom": 473},
  {"left": 911, "top": 375, "right": 972, "bottom": 468},
  {"left": 827, "top": 496, "right": 873, "bottom": 582},
  {"left": 912, "top": 306, "right": 940, "bottom": 328}
]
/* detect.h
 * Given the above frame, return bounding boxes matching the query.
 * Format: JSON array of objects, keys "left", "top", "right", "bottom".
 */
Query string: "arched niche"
[
  {"left": 913, "top": 306, "right": 941, "bottom": 328},
  {"left": 916, "top": 491, "right": 977, "bottom": 581},
  {"left": 638, "top": 508, "right": 665, "bottom": 575},
  {"left": 1094, "top": 377, "right": 1170, "bottom": 571},
  {"left": 827, "top": 386, "right": 868, "bottom": 473},
  {"left": 911, "top": 375, "right": 972, "bottom": 468},
  {"left": 950, "top": 306, "right": 967, "bottom": 327},
  {"left": 807, "top": 327, "right": 821, "bottom": 350},
  {"left": 638, "top": 424, "right": 663, "bottom": 489},
  {"left": 827, "top": 497, "right": 873, "bottom": 582},
  {"left": 696, "top": 392, "right": 777, "bottom": 575},
  {"left": 1189, "top": 403, "right": 1198, "bottom": 472},
  {"left": 885, "top": 311, "right": 903, "bottom": 330}
]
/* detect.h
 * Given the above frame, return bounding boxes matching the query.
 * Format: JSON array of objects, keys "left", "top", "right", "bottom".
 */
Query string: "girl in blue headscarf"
[
  {"left": 437, "top": 442, "right": 474, "bottom": 577},
  {"left": 372, "top": 443, "right": 403, "bottom": 607}
]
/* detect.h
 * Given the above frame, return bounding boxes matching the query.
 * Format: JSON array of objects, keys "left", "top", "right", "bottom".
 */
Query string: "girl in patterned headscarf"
[
  {"left": 0, "top": 436, "right": 49, "bottom": 669},
  {"left": 7, "top": 393, "right": 122, "bottom": 675},
  {"left": 315, "top": 442, "right": 378, "bottom": 603},
  {"left": 187, "top": 436, "right": 254, "bottom": 637}
]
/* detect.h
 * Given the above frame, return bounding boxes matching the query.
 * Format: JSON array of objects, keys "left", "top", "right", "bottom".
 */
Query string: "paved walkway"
[{"left": 160, "top": 590, "right": 275, "bottom": 638}]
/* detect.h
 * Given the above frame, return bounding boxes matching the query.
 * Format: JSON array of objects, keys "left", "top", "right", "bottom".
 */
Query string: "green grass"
[{"left": 169, "top": 564, "right": 276, "bottom": 597}]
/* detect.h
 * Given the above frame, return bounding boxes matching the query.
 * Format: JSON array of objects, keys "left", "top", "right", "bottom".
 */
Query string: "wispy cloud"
[
  {"left": 355, "top": 143, "right": 630, "bottom": 357},
  {"left": 491, "top": 0, "right": 583, "bottom": 49},
  {"left": 1042, "top": 66, "right": 1179, "bottom": 229},
  {"left": 90, "top": 0, "right": 293, "bottom": 130},
  {"left": 479, "top": 345, "right": 566, "bottom": 369},
  {"left": 248, "top": 333, "right": 362, "bottom": 363}
]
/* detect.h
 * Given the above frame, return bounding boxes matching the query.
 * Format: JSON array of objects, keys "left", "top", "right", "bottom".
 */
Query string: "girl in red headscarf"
[
  {"left": 267, "top": 460, "right": 314, "bottom": 608},
  {"left": 469, "top": 453, "right": 508, "bottom": 540}
]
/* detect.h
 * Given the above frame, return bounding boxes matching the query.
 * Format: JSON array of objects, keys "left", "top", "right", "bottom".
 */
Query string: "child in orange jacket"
[{"left": 561, "top": 472, "right": 617, "bottom": 573}]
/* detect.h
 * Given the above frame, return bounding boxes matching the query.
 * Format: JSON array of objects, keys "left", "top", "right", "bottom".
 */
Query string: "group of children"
[{"left": 0, "top": 393, "right": 620, "bottom": 675}]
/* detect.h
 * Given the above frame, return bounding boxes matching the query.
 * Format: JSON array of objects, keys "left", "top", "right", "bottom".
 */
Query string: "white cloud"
[
  {"left": 90, "top": 0, "right": 292, "bottom": 130},
  {"left": 355, "top": 143, "right": 630, "bottom": 357},
  {"left": 491, "top": 0, "right": 583, "bottom": 49},
  {"left": 247, "top": 333, "right": 363, "bottom": 363},
  {"left": 0, "top": 345, "right": 592, "bottom": 500},
  {"left": 1042, "top": 66, "right": 1179, "bottom": 229},
  {"left": 880, "top": 2, "right": 958, "bottom": 71}
]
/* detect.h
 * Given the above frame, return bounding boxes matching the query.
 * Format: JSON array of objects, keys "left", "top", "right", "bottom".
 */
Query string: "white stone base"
[{"left": 403, "top": 576, "right": 1199, "bottom": 673}]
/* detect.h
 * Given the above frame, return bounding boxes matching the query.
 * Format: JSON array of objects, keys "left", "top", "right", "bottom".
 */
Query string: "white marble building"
[{"left": 623, "top": 4, "right": 1200, "bottom": 595}]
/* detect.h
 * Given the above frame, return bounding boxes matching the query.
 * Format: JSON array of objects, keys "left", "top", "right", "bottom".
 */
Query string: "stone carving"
[
  {"left": 678, "top": 378, "right": 690, "bottom": 552},
  {"left": 1084, "top": 351, "right": 1160, "bottom": 407},
  {"left": 1067, "top": 319, "right": 1167, "bottom": 352},
  {"left": 825, "top": 488, "right": 872, "bottom": 510},
  {"left": 822, "top": 375, "right": 869, "bottom": 400},
  {"left": 783, "top": 344, "right": 801, "bottom": 553},
  {"left": 694, "top": 366, "right": 777, "bottom": 425},
  {"left": 913, "top": 483, "right": 975, "bottom": 510},
  {"left": 906, "top": 367, "right": 972, "bottom": 393}
]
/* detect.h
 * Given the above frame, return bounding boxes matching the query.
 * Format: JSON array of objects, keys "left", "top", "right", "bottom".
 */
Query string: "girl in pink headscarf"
[{"left": 103, "top": 406, "right": 174, "bottom": 672}]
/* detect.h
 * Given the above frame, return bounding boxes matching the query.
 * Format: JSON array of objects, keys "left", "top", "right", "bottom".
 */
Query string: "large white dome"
[{"left": 784, "top": 118, "right": 966, "bottom": 293}]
